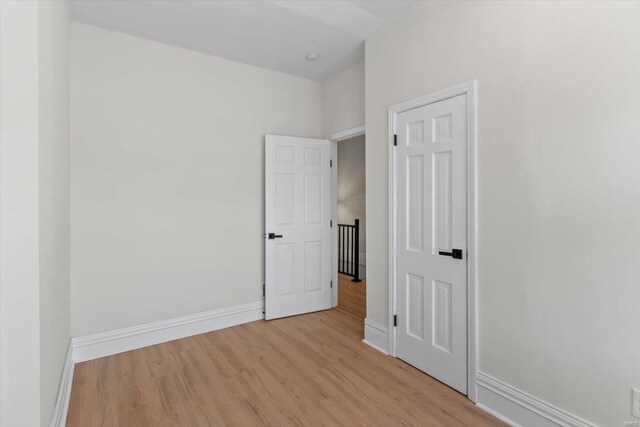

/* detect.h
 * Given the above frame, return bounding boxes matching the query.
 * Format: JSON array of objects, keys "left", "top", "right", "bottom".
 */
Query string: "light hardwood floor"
[
  {"left": 337, "top": 273, "right": 366, "bottom": 319},
  {"left": 67, "top": 309, "right": 504, "bottom": 426}
]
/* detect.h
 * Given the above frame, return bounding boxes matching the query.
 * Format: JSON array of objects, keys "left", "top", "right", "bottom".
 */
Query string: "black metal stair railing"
[{"left": 337, "top": 219, "right": 361, "bottom": 282}]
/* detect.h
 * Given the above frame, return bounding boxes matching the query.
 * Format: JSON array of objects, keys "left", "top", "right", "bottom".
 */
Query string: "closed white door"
[
  {"left": 265, "top": 135, "right": 332, "bottom": 320},
  {"left": 395, "top": 94, "right": 468, "bottom": 393}
]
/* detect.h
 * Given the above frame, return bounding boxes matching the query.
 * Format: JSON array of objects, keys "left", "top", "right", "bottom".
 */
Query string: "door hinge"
[
  {"left": 330, "top": 219, "right": 333, "bottom": 227},
  {"left": 393, "top": 134, "right": 397, "bottom": 146},
  {"left": 393, "top": 314, "right": 398, "bottom": 327},
  {"left": 330, "top": 159, "right": 333, "bottom": 167},
  {"left": 263, "top": 284, "right": 265, "bottom": 297},
  {"left": 330, "top": 281, "right": 333, "bottom": 288}
]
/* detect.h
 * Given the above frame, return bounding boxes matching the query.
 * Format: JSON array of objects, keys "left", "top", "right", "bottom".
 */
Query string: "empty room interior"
[{"left": 1, "top": 1, "right": 639, "bottom": 426}]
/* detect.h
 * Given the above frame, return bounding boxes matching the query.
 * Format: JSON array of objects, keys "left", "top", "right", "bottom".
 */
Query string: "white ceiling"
[{"left": 70, "top": 0, "right": 415, "bottom": 81}]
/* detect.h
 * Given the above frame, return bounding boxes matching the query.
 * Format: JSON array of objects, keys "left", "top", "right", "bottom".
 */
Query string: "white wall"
[
  {"left": 0, "top": 2, "right": 41, "bottom": 425},
  {"left": 0, "top": 1, "right": 71, "bottom": 425},
  {"left": 337, "top": 135, "right": 366, "bottom": 255},
  {"left": 365, "top": 1, "right": 640, "bottom": 426},
  {"left": 38, "top": 1, "right": 71, "bottom": 424},
  {"left": 70, "top": 23, "right": 322, "bottom": 336},
  {"left": 322, "top": 61, "right": 364, "bottom": 137}
]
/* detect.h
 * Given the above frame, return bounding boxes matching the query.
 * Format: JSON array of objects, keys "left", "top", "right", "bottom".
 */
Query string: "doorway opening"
[{"left": 329, "top": 127, "right": 366, "bottom": 320}]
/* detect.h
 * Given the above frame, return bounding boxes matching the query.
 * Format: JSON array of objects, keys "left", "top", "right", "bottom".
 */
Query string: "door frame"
[
  {"left": 388, "top": 80, "right": 478, "bottom": 402},
  {"left": 325, "top": 125, "right": 366, "bottom": 308}
]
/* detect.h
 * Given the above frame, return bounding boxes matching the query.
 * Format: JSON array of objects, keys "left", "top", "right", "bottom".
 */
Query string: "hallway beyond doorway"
[{"left": 337, "top": 274, "right": 366, "bottom": 319}]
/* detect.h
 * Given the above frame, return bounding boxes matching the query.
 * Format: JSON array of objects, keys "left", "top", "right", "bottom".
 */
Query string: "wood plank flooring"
[
  {"left": 67, "top": 308, "right": 504, "bottom": 427},
  {"left": 337, "top": 273, "right": 366, "bottom": 319}
]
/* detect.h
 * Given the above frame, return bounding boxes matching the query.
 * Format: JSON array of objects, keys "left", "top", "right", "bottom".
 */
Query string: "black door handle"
[
  {"left": 439, "top": 249, "right": 463, "bottom": 259},
  {"left": 268, "top": 233, "right": 283, "bottom": 239}
]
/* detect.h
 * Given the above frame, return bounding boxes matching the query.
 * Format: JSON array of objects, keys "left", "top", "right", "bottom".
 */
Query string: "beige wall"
[
  {"left": 0, "top": 1, "right": 71, "bottom": 425},
  {"left": 337, "top": 135, "right": 366, "bottom": 255},
  {"left": 365, "top": 1, "right": 640, "bottom": 425},
  {"left": 70, "top": 23, "right": 322, "bottom": 336},
  {"left": 322, "top": 61, "right": 365, "bottom": 137}
]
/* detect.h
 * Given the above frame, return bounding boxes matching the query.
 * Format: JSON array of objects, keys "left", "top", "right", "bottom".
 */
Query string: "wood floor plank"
[
  {"left": 67, "top": 308, "right": 504, "bottom": 427},
  {"left": 337, "top": 274, "right": 366, "bottom": 318}
]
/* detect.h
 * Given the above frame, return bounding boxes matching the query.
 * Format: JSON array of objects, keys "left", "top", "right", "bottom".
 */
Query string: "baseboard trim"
[
  {"left": 476, "top": 371, "right": 595, "bottom": 427},
  {"left": 49, "top": 340, "right": 74, "bottom": 427},
  {"left": 363, "top": 318, "right": 389, "bottom": 355},
  {"left": 476, "top": 402, "right": 523, "bottom": 427},
  {"left": 72, "top": 300, "right": 264, "bottom": 362}
]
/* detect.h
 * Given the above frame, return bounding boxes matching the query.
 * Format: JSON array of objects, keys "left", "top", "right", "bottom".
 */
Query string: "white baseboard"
[
  {"left": 49, "top": 340, "right": 74, "bottom": 427},
  {"left": 476, "top": 371, "right": 595, "bottom": 427},
  {"left": 72, "top": 300, "right": 264, "bottom": 362},
  {"left": 362, "top": 318, "right": 389, "bottom": 354}
]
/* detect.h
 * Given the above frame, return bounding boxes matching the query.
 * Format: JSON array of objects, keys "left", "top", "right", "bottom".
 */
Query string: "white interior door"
[
  {"left": 395, "top": 94, "right": 468, "bottom": 393},
  {"left": 265, "top": 135, "right": 332, "bottom": 320}
]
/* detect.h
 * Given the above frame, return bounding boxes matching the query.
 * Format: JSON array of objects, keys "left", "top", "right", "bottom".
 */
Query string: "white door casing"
[
  {"left": 394, "top": 94, "right": 468, "bottom": 393},
  {"left": 265, "top": 135, "right": 332, "bottom": 320}
]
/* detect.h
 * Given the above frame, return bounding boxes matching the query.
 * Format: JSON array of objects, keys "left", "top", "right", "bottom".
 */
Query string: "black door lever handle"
[
  {"left": 268, "top": 233, "right": 283, "bottom": 239},
  {"left": 439, "top": 249, "right": 463, "bottom": 259}
]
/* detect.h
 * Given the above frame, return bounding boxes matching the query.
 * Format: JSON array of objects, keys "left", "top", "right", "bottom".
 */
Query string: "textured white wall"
[
  {"left": 322, "top": 61, "right": 365, "bottom": 137},
  {"left": 70, "top": 23, "right": 322, "bottom": 336},
  {"left": 365, "top": 1, "right": 640, "bottom": 425}
]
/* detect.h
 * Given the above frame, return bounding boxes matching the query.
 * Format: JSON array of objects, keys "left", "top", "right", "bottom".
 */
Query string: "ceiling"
[{"left": 70, "top": 0, "right": 416, "bottom": 81}]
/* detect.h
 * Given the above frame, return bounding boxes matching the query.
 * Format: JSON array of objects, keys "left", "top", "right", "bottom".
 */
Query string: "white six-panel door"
[
  {"left": 395, "top": 94, "right": 468, "bottom": 393},
  {"left": 265, "top": 135, "right": 332, "bottom": 320}
]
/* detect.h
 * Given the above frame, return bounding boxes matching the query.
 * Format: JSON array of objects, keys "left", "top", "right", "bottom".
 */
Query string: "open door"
[{"left": 265, "top": 135, "right": 332, "bottom": 320}]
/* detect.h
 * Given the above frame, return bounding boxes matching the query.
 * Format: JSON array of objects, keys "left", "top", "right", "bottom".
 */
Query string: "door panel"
[
  {"left": 395, "top": 94, "right": 468, "bottom": 394},
  {"left": 407, "top": 273, "right": 424, "bottom": 340},
  {"left": 434, "top": 151, "right": 452, "bottom": 251},
  {"left": 304, "top": 174, "right": 322, "bottom": 224},
  {"left": 275, "top": 173, "right": 294, "bottom": 225},
  {"left": 407, "top": 155, "right": 424, "bottom": 252},
  {"left": 265, "top": 135, "right": 331, "bottom": 320}
]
